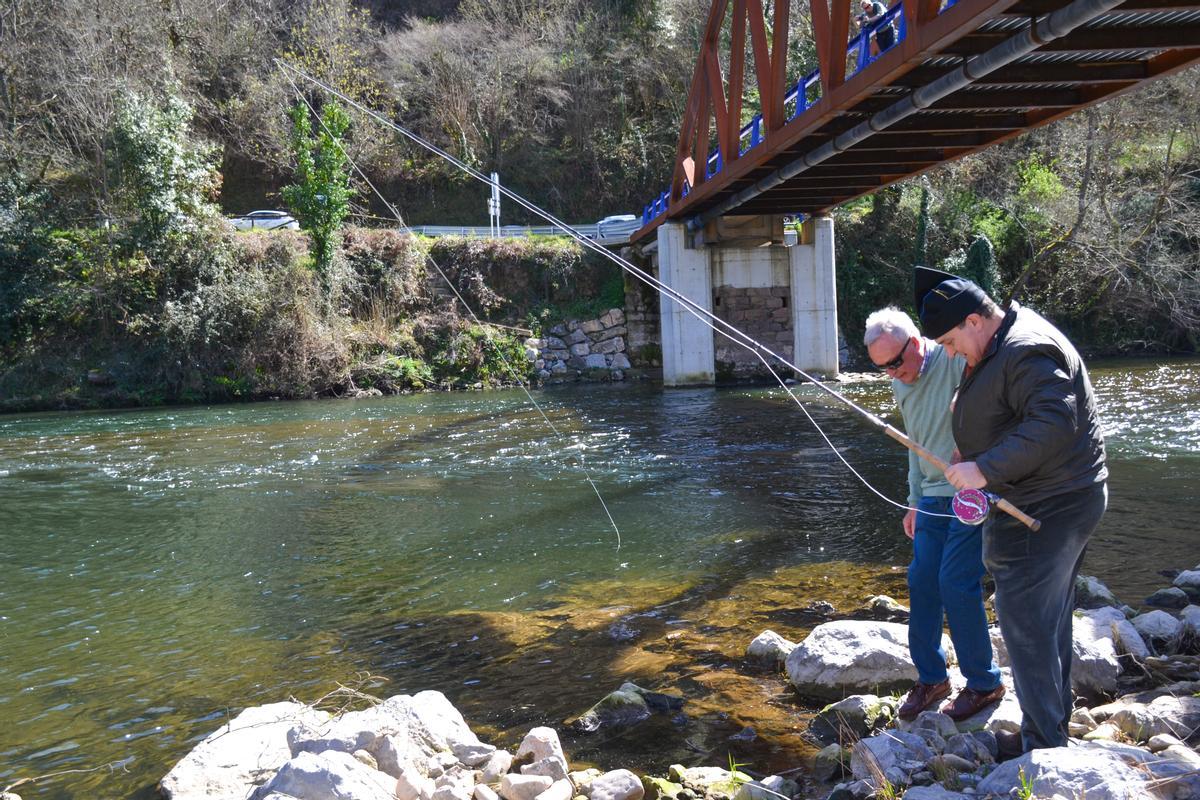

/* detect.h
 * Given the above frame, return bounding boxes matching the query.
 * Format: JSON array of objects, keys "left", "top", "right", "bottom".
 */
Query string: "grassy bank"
[{"left": 0, "top": 225, "right": 620, "bottom": 413}]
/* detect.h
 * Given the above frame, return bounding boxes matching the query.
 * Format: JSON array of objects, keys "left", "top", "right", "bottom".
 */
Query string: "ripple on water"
[{"left": 0, "top": 362, "right": 1197, "bottom": 797}]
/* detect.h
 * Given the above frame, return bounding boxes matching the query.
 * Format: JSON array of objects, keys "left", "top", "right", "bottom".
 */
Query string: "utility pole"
[{"left": 488, "top": 172, "right": 500, "bottom": 237}]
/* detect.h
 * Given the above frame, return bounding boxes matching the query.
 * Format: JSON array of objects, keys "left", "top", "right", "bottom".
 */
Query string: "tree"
[
  {"left": 282, "top": 100, "right": 354, "bottom": 291},
  {"left": 111, "top": 86, "right": 221, "bottom": 251},
  {"left": 964, "top": 234, "right": 999, "bottom": 296}
]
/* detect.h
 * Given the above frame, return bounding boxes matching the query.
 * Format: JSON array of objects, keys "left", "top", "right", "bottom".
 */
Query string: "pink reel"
[{"left": 952, "top": 488, "right": 991, "bottom": 526}]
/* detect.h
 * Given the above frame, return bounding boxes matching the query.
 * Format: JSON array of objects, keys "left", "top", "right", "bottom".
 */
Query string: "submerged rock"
[{"left": 571, "top": 683, "right": 683, "bottom": 733}]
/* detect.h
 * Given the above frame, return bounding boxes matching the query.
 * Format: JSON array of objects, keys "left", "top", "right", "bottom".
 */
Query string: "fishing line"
[
  {"left": 281, "top": 69, "right": 623, "bottom": 550},
  {"left": 277, "top": 62, "right": 964, "bottom": 524}
]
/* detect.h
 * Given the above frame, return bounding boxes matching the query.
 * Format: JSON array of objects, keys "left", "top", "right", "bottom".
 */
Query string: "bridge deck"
[{"left": 634, "top": 0, "right": 1200, "bottom": 240}]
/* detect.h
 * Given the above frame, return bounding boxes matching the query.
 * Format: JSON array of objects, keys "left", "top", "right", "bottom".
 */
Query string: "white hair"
[{"left": 863, "top": 306, "right": 919, "bottom": 347}]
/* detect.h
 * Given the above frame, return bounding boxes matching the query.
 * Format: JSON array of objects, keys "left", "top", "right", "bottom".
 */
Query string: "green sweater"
[{"left": 892, "top": 342, "right": 965, "bottom": 506}]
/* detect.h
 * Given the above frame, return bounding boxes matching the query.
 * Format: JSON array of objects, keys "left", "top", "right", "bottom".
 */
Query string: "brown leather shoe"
[
  {"left": 941, "top": 684, "right": 1006, "bottom": 721},
  {"left": 897, "top": 679, "right": 951, "bottom": 721}
]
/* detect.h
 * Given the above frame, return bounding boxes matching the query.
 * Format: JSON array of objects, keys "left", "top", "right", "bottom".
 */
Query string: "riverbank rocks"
[
  {"left": 785, "top": 621, "right": 955, "bottom": 701},
  {"left": 1072, "top": 606, "right": 1149, "bottom": 695},
  {"left": 1132, "top": 609, "right": 1184, "bottom": 649},
  {"left": 159, "top": 701, "right": 331, "bottom": 799},
  {"left": 808, "top": 694, "right": 896, "bottom": 745},
  {"left": 667, "top": 765, "right": 751, "bottom": 800},
  {"left": 531, "top": 311, "right": 632, "bottom": 383},
  {"left": 1076, "top": 574, "right": 1122, "bottom": 609},
  {"left": 977, "top": 743, "right": 1196, "bottom": 799},
  {"left": 1090, "top": 681, "right": 1200, "bottom": 744},
  {"left": 1147, "top": 587, "right": 1191, "bottom": 609}
]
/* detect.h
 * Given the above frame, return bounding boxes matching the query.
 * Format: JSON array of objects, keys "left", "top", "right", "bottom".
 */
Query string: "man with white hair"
[{"left": 864, "top": 306, "right": 1003, "bottom": 721}]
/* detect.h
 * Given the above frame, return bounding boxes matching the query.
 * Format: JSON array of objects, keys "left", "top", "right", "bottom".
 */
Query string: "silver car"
[{"left": 228, "top": 210, "right": 300, "bottom": 231}]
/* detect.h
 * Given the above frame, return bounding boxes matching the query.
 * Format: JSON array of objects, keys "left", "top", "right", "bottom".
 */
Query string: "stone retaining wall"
[
  {"left": 713, "top": 285, "right": 794, "bottom": 379},
  {"left": 622, "top": 264, "right": 662, "bottom": 369},
  {"left": 526, "top": 309, "right": 632, "bottom": 383}
]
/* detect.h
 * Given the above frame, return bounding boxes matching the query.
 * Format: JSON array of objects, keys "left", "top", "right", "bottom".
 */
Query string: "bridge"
[{"left": 631, "top": 0, "right": 1200, "bottom": 384}]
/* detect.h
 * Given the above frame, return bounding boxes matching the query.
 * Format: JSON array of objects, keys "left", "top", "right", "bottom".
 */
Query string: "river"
[{"left": 1, "top": 358, "right": 1197, "bottom": 798}]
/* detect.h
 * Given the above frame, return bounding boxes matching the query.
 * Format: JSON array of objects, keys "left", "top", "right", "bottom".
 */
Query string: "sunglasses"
[{"left": 873, "top": 337, "right": 911, "bottom": 371}]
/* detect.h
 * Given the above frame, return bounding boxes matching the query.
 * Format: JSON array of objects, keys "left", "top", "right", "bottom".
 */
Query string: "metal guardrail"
[
  {"left": 407, "top": 219, "right": 641, "bottom": 245},
  {"left": 642, "top": 0, "right": 936, "bottom": 226}
]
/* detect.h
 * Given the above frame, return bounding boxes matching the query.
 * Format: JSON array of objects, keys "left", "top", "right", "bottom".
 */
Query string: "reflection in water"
[{"left": 0, "top": 359, "right": 1196, "bottom": 798}]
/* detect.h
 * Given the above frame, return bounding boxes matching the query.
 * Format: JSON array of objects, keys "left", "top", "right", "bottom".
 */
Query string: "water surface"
[{"left": 1, "top": 358, "right": 1196, "bottom": 797}]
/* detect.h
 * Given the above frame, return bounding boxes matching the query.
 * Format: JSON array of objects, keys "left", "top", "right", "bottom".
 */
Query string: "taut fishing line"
[
  {"left": 278, "top": 61, "right": 985, "bottom": 530},
  {"left": 280, "top": 68, "right": 624, "bottom": 550}
]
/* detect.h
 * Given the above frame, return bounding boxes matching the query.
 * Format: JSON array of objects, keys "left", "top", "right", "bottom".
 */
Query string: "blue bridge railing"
[{"left": 642, "top": 0, "right": 951, "bottom": 227}]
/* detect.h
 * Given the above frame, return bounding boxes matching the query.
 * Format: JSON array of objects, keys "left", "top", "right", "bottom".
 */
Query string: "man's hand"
[
  {"left": 944, "top": 461, "right": 987, "bottom": 490},
  {"left": 903, "top": 508, "right": 916, "bottom": 540}
]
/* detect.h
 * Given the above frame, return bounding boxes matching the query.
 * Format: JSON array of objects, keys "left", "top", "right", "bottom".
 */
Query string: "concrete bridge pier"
[
  {"left": 790, "top": 216, "right": 840, "bottom": 378},
  {"left": 656, "top": 216, "right": 839, "bottom": 387}
]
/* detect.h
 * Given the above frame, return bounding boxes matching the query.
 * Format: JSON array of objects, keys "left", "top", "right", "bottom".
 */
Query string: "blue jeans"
[
  {"left": 984, "top": 483, "right": 1107, "bottom": 751},
  {"left": 908, "top": 495, "right": 1001, "bottom": 691}
]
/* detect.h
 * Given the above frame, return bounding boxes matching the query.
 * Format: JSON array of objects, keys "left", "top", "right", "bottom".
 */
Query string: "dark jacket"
[{"left": 952, "top": 302, "right": 1107, "bottom": 507}]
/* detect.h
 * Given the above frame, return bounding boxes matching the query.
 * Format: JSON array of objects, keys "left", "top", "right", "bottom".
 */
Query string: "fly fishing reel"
[{"left": 952, "top": 488, "right": 991, "bottom": 526}]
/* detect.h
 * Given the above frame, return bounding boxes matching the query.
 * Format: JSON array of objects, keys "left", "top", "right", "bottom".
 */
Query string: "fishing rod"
[{"left": 277, "top": 61, "right": 1041, "bottom": 532}]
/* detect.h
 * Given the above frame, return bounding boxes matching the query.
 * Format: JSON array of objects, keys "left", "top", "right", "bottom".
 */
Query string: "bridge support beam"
[
  {"left": 656, "top": 215, "right": 839, "bottom": 386},
  {"left": 790, "top": 216, "right": 840, "bottom": 376},
  {"left": 658, "top": 222, "right": 715, "bottom": 386}
]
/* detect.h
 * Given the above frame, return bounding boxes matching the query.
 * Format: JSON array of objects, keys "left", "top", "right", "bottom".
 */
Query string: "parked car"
[
  {"left": 596, "top": 213, "right": 638, "bottom": 239},
  {"left": 228, "top": 210, "right": 299, "bottom": 231}
]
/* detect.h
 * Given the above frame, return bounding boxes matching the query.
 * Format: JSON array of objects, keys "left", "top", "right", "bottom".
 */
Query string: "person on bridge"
[
  {"left": 857, "top": 0, "right": 896, "bottom": 55},
  {"left": 864, "top": 307, "right": 1004, "bottom": 723},
  {"left": 915, "top": 266, "right": 1109, "bottom": 752}
]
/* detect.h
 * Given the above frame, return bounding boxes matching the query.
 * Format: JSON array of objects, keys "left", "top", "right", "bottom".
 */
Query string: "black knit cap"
[{"left": 914, "top": 266, "right": 988, "bottom": 338}]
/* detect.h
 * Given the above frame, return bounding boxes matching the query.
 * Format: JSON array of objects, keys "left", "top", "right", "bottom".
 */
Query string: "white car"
[
  {"left": 228, "top": 210, "right": 299, "bottom": 231},
  {"left": 596, "top": 213, "right": 638, "bottom": 239}
]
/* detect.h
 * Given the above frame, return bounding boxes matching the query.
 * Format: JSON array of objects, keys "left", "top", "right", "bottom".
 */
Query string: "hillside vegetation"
[{"left": 1, "top": 0, "right": 1197, "bottom": 411}]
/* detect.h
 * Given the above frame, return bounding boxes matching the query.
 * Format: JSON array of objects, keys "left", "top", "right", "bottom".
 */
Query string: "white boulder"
[
  {"left": 396, "top": 765, "right": 436, "bottom": 800},
  {"left": 534, "top": 780, "right": 573, "bottom": 800},
  {"left": 586, "top": 770, "right": 644, "bottom": 800},
  {"left": 977, "top": 746, "right": 1164, "bottom": 800},
  {"left": 1106, "top": 693, "right": 1200, "bottom": 743},
  {"left": 251, "top": 750, "right": 398, "bottom": 800},
  {"left": 291, "top": 691, "right": 490, "bottom": 778},
  {"left": 732, "top": 775, "right": 799, "bottom": 800},
  {"left": 785, "top": 621, "right": 954, "bottom": 701},
  {"left": 481, "top": 750, "right": 514, "bottom": 783},
  {"left": 1172, "top": 570, "right": 1200, "bottom": 593},
  {"left": 1072, "top": 607, "right": 1149, "bottom": 695},
  {"left": 1180, "top": 605, "right": 1200, "bottom": 634},
  {"left": 160, "top": 701, "right": 331, "bottom": 800},
  {"left": 499, "top": 774, "right": 553, "bottom": 800},
  {"left": 1132, "top": 610, "right": 1183, "bottom": 644},
  {"left": 849, "top": 730, "right": 935, "bottom": 784},
  {"left": 515, "top": 727, "right": 566, "bottom": 766},
  {"left": 746, "top": 630, "right": 796, "bottom": 666}
]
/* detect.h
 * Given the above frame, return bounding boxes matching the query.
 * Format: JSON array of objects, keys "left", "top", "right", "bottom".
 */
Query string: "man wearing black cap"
[{"left": 914, "top": 266, "right": 1108, "bottom": 753}]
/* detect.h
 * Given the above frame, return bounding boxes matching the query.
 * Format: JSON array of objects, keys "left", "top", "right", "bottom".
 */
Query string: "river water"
[{"left": 1, "top": 359, "right": 1197, "bottom": 798}]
